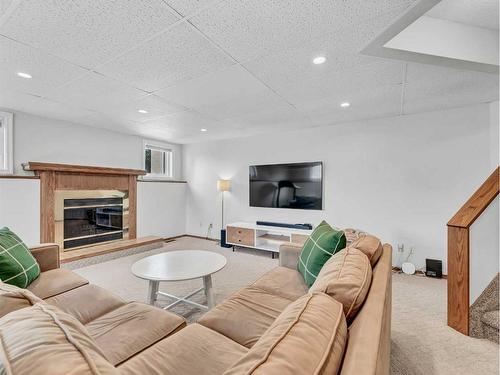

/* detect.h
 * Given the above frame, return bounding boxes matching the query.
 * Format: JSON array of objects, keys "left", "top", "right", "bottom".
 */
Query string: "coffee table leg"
[
  {"left": 147, "top": 280, "right": 159, "bottom": 305},
  {"left": 203, "top": 275, "right": 215, "bottom": 308}
]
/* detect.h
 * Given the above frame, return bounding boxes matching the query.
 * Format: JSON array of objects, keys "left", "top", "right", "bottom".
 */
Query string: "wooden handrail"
[
  {"left": 448, "top": 167, "right": 499, "bottom": 228},
  {"left": 447, "top": 166, "right": 499, "bottom": 336}
]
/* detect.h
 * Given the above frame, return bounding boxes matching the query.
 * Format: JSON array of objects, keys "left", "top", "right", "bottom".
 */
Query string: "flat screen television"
[{"left": 249, "top": 162, "right": 323, "bottom": 210}]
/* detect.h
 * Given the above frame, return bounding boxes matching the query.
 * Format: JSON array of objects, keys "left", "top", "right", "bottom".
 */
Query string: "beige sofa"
[{"left": 0, "top": 237, "right": 392, "bottom": 375}]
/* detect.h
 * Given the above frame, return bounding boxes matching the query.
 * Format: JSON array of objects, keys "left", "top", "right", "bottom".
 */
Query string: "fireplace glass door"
[{"left": 63, "top": 197, "right": 124, "bottom": 249}]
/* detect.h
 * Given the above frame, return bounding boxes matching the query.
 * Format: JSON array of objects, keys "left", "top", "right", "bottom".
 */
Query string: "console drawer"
[{"left": 227, "top": 226, "right": 255, "bottom": 247}]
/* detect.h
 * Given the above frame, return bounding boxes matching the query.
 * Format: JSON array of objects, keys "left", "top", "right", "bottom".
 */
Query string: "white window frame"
[
  {"left": 142, "top": 139, "right": 174, "bottom": 180},
  {"left": 0, "top": 111, "right": 13, "bottom": 175}
]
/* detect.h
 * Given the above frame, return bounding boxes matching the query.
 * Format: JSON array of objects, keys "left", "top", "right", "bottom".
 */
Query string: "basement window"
[{"left": 143, "top": 141, "right": 173, "bottom": 179}]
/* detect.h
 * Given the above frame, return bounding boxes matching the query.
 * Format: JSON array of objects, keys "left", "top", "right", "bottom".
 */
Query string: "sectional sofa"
[{"left": 0, "top": 235, "right": 392, "bottom": 375}]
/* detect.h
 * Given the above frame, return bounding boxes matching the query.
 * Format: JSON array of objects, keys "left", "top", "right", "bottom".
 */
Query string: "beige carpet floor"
[{"left": 72, "top": 237, "right": 499, "bottom": 375}]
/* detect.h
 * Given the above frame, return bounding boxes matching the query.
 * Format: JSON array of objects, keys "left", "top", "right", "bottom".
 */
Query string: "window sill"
[{"left": 138, "top": 177, "right": 187, "bottom": 183}]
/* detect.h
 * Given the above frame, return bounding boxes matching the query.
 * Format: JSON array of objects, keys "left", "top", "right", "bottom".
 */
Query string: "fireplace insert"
[{"left": 63, "top": 197, "right": 124, "bottom": 249}]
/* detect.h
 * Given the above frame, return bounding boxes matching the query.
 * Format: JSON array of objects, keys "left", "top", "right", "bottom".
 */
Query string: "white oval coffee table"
[{"left": 131, "top": 250, "right": 227, "bottom": 310}]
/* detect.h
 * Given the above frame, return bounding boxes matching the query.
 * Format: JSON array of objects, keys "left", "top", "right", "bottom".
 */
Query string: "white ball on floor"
[{"left": 402, "top": 262, "right": 416, "bottom": 275}]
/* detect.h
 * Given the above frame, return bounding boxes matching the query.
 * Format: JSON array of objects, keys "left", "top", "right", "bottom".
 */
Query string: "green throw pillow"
[
  {"left": 0, "top": 227, "right": 40, "bottom": 288},
  {"left": 298, "top": 221, "right": 346, "bottom": 287}
]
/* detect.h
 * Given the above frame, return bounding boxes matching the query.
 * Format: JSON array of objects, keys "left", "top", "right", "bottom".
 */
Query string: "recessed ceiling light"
[
  {"left": 17, "top": 72, "right": 32, "bottom": 79},
  {"left": 313, "top": 56, "right": 326, "bottom": 65},
  {"left": 340, "top": 102, "right": 350, "bottom": 108},
  {"left": 138, "top": 109, "right": 148, "bottom": 114},
  {"left": 200, "top": 128, "right": 208, "bottom": 132}
]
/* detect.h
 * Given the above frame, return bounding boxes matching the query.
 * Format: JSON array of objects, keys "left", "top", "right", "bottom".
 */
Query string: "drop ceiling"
[{"left": 0, "top": 0, "right": 498, "bottom": 144}]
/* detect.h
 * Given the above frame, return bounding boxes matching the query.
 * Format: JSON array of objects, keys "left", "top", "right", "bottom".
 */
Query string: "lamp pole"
[{"left": 221, "top": 190, "right": 225, "bottom": 230}]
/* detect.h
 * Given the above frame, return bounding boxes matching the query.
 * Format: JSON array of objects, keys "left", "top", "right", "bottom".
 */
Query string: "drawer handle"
[{"left": 238, "top": 239, "right": 242, "bottom": 242}]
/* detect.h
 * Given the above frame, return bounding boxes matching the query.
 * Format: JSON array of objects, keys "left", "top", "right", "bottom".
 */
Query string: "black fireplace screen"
[{"left": 63, "top": 197, "right": 124, "bottom": 249}]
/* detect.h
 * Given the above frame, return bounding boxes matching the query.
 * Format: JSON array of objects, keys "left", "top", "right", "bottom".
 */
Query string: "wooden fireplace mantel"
[
  {"left": 24, "top": 161, "right": 146, "bottom": 247},
  {"left": 23, "top": 162, "right": 146, "bottom": 176}
]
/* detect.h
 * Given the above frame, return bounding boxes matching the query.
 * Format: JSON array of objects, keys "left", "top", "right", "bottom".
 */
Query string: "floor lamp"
[{"left": 217, "top": 179, "right": 232, "bottom": 248}]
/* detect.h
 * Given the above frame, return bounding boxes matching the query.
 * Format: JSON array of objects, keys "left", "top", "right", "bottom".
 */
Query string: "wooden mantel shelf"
[{"left": 22, "top": 161, "right": 146, "bottom": 176}]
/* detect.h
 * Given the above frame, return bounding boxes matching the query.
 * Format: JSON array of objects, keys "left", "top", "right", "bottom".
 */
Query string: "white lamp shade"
[{"left": 217, "top": 179, "right": 231, "bottom": 192}]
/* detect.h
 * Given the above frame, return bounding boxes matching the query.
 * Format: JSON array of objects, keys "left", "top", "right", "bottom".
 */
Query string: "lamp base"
[{"left": 220, "top": 229, "right": 232, "bottom": 248}]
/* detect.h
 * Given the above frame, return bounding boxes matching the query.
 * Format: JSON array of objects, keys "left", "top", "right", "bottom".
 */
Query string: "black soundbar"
[{"left": 256, "top": 221, "right": 312, "bottom": 230}]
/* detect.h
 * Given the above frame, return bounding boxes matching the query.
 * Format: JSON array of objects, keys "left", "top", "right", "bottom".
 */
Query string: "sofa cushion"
[
  {"left": 224, "top": 292, "right": 347, "bottom": 375},
  {"left": 119, "top": 323, "right": 248, "bottom": 375},
  {"left": 298, "top": 221, "right": 346, "bottom": 287},
  {"left": 46, "top": 284, "right": 125, "bottom": 324},
  {"left": 85, "top": 301, "right": 186, "bottom": 365},
  {"left": 350, "top": 234, "right": 383, "bottom": 267},
  {"left": 343, "top": 227, "right": 368, "bottom": 246},
  {"left": 0, "top": 281, "right": 42, "bottom": 318},
  {"left": 251, "top": 266, "right": 308, "bottom": 301},
  {"left": 0, "top": 302, "right": 118, "bottom": 374},
  {"left": 0, "top": 227, "right": 40, "bottom": 288},
  {"left": 198, "top": 286, "right": 293, "bottom": 348},
  {"left": 27, "top": 268, "right": 89, "bottom": 299},
  {"left": 309, "top": 247, "right": 372, "bottom": 322}
]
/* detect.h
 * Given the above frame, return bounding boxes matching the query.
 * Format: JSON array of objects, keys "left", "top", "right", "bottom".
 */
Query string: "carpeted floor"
[{"left": 71, "top": 237, "right": 499, "bottom": 375}]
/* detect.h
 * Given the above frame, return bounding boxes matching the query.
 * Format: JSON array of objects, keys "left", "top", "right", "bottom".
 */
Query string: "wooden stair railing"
[{"left": 447, "top": 167, "right": 499, "bottom": 335}]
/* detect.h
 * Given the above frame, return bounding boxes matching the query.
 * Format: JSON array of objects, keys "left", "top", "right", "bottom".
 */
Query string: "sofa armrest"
[
  {"left": 279, "top": 242, "right": 303, "bottom": 269},
  {"left": 30, "top": 244, "right": 60, "bottom": 272}
]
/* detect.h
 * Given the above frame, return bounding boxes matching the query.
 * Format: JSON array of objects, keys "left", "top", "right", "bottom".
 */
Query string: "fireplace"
[{"left": 55, "top": 190, "right": 130, "bottom": 251}]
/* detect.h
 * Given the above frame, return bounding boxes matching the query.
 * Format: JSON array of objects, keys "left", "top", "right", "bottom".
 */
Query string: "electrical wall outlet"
[
  {"left": 397, "top": 243, "right": 405, "bottom": 253},
  {"left": 209, "top": 223, "right": 213, "bottom": 229}
]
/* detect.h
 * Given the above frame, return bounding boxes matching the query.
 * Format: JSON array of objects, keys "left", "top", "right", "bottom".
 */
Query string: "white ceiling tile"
[
  {"left": 155, "top": 64, "right": 269, "bottom": 109},
  {"left": 299, "top": 84, "right": 402, "bottom": 126},
  {"left": 196, "top": 89, "right": 290, "bottom": 121},
  {"left": 311, "top": 0, "right": 416, "bottom": 38},
  {"left": 142, "top": 110, "right": 223, "bottom": 134},
  {"left": 47, "top": 72, "right": 148, "bottom": 113},
  {"left": 0, "top": 0, "right": 496, "bottom": 144},
  {"left": 0, "top": 36, "right": 89, "bottom": 97},
  {"left": 221, "top": 103, "right": 310, "bottom": 130},
  {"left": 0, "top": 0, "right": 15, "bottom": 15},
  {"left": 0, "top": 89, "right": 94, "bottom": 124},
  {"left": 164, "top": 0, "right": 222, "bottom": 18},
  {"left": 241, "top": 9, "right": 408, "bottom": 104},
  {"left": 404, "top": 63, "right": 499, "bottom": 113},
  {"left": 102, "top": 94, "right": 187, "bottom": 123},
  {"left": 0, "top": 0, "right": 180, "bottom": 69},
  {"left": 97, "top": 22, "right": 234, "bottom": 92},
  {"left": 190, "top": 0, "right": 312, "bottom": 62},
  {"left": 78, "top": 112, "right": 142, "bottom": 135},
  {"left": 247, "top": 57, "right": 404, "bottom": 106}
]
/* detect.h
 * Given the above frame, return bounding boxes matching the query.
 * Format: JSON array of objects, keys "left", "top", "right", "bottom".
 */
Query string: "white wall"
[
  {"left": 183, "top": 104, "right": 497, "bottom": 272},
  {"left": 137, "top": 182, "right": 186, "bottom": 238},
  {"left": 8, "top": 111, "right": 183, "bottom": 178},
  {"left": 0, "top": 179, "right": 40, "bottom": 246},
  {"left": 0, "top": 110, "right": 186, "bottom": 243},
  {"left": 470, "top": 196, "right": 499, "bottom": 303},
  {"left": 385, "top": 16, "right": 499, "bottom": 66},
  {"left": 490, "top": 101, "right": 499, "bottom": 169}
]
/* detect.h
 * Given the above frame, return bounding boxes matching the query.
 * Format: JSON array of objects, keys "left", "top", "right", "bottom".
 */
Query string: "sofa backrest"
[{"left": 340, "top": 244, "right": 392, "bottom": 375}]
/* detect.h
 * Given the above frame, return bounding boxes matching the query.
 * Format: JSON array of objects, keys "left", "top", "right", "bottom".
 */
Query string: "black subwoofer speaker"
[
  {"left": 425, "top": 259, "right": 443, "bottom": 278},
  {"left": 220, "top": 229, "right": 232, "bottom": 248}
]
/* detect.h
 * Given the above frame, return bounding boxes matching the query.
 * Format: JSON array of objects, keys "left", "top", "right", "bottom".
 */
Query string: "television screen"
[{"left": 249, "top": 162, "right": 323, "bottom": 210}]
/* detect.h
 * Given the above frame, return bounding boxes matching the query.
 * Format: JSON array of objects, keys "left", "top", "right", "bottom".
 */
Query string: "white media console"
[{"left": 225, "top": 221, "right": 312, "bottom": 258}]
